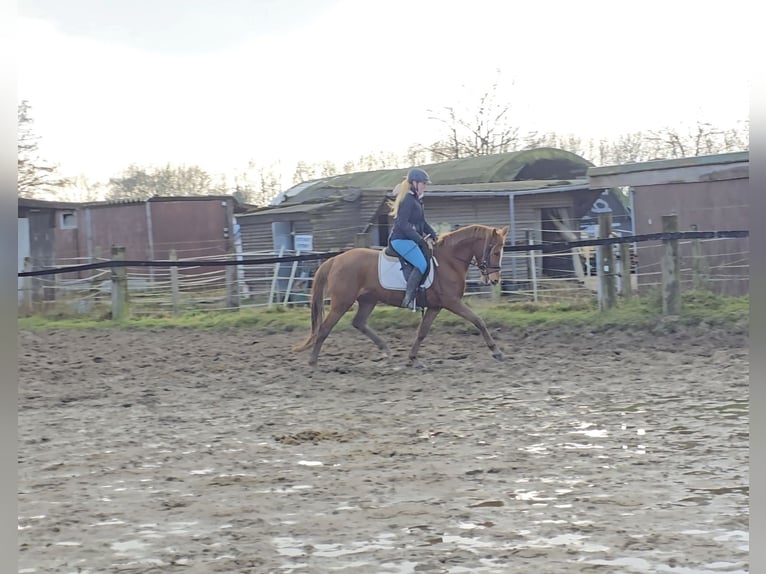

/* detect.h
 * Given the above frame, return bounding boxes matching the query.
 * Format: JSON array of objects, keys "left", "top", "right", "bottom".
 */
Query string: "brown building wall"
[
  {"left": 149, "top": 198, "right": 233, "bottom": 260},
  {"left": 85, "top": 203, "right": 150, "bottom": 261},
  {"left": 633, "top": 178, "right": 749, "bottom": 296}
]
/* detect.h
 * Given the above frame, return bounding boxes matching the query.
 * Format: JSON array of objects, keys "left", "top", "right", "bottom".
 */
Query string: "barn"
[
  {"left": 18, "top": 195, "right": 249, "bottom": 305},
  {"left": 236, "top": 148, "right": 609, "bottom": 288},
  {"left": 587, "top": 151, "right": 749, "bottom": 296}
]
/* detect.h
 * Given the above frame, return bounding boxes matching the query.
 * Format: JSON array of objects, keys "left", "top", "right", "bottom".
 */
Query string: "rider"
[{"left": 388, "top": 167, "right": 439, "bottom": 309}]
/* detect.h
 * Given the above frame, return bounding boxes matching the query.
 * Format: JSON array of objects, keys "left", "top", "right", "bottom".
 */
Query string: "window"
[{"left": 60, "top": 211, "right": 78, "bottom": 229}]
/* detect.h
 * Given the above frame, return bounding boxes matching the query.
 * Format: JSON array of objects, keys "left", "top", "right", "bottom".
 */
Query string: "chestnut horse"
[{"left": 293, "top": 224, "right": 510, "bottom": 368}]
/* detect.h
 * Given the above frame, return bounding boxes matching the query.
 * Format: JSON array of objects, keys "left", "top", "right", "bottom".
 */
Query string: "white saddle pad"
[{"left": 377, "top": 251, "right": 436, "bottom": 290}]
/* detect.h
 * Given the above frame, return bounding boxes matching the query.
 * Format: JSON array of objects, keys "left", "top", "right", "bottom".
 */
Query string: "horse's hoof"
[
  {"left": 492, "top": 352, "right": 504, "bottom": 361},
  {"left": 408, "top": 359, "right": 429, "bottom": 370}
]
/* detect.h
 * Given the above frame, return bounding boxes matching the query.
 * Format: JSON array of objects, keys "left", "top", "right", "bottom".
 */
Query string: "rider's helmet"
[{"left": 406, "top": 167, "right": 431, "bottom": 184}]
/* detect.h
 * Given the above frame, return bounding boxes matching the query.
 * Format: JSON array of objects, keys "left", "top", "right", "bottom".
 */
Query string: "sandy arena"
[{"left": 18, "top": 321, "right": 749, "bottom": 573}]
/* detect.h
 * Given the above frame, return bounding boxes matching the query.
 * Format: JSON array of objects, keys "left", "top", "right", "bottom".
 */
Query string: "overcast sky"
[{"left": 18, "top": 0, "right": 750, "bottom": 186}]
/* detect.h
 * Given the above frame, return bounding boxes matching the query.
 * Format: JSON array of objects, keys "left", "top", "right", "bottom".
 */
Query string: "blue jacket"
[{"left": 389, "top": 191, "right": 437, "bottom": 244}]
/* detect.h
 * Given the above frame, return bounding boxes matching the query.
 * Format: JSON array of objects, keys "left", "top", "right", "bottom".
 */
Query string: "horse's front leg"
[
  {"left": 407, "top": 307, "right": 441, "bottom": 368},
  {"left": 444, "top": 300, "right": 504, "bottom": 361}
]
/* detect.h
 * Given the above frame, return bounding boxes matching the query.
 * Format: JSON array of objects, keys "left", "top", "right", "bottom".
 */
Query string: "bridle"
[
  {"left": 471, "top": 235, "right": 503, "bottom": 280},
  {"left": 433, "top": 230, "right": 504, "bottom": 280}
]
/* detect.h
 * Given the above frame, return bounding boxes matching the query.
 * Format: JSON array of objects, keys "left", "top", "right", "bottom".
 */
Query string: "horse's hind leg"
[
  {"left": 351, "top": 298, "right": 391, "bottom": 361},
  {"left": 309, "top": 302, "right": 353, "bottom": 367}
]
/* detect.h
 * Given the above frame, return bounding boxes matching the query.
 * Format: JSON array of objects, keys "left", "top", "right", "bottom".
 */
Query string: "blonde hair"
[{"left": 389, "top": 178, "right": 410, "bottom": 218}]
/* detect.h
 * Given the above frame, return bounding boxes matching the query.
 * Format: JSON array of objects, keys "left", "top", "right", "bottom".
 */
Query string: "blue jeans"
[{"left": 390, "top": 239, "right": 427, "bottom": 274}]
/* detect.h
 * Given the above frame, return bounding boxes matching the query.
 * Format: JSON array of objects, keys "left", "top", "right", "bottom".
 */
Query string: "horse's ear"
[{"left": 500, "top": 225, "right": 509, "bottom": 236}]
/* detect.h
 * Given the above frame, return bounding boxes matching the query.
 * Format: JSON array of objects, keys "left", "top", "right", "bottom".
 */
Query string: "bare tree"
[
  {"left": 645, "top": 120, "right": 748, "bottom": 159},
  {"left": 292, "top": 161, "right": 317, "bottom": 184},
  {"left": 426, "top": 71, "right": 520, "bottom": 160},
  {"left": 319, "top": 160, "right": 338, "bottom": 177},
  {"left": 17, "top": 100, "right": 70, "bottom": 198},
  {"left": 106, "top": 163, "right": 227, "bottom": 201},
  {"left": 56, "top": 174, "right": 105, "bottom": 203},
  {"left": 523, "top": 131, "right": 589, "bottom": 158},
  {"left": 233, "top": 160, "right": 283, "bottom": 206},
  {"left": 404, "top": 144, "right": 431, "bottom": 167}
]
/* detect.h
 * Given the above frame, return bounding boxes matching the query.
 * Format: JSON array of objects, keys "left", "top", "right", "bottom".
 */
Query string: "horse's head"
[{"left": 477, "top": 226, "right": 509, "bottom": 285}]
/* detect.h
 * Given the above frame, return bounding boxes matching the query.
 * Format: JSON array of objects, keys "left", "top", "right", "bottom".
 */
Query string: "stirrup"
[{"left": 401, "top": 289, "right": 420, "bottom": 311}]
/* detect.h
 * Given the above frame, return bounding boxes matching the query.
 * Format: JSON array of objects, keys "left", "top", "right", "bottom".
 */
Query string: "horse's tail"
[{"left": 293, "top": 257, "right": 333, "bottom": 352}]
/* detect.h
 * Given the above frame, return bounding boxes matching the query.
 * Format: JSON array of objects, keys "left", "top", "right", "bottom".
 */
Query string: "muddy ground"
[{"left": 18, "top": 322, "right": 749, "bottom": 573}]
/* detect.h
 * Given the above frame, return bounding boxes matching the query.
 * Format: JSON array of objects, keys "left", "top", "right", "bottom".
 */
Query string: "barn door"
[
  {"left": 540, "top": 208, "right": 576, "bottom": 278},
  {"left": 18, "top": 218, "right": 30, "bottom": 303}
]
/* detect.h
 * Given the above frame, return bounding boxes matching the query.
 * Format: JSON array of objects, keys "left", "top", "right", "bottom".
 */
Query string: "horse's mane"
[{"left": 437, "top": 224, "right": 494, "bottom": 249}]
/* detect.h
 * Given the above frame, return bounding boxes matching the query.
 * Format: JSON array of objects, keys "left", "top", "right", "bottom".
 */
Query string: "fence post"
[
  {"left": 598, "top": 213, "right": 616, "bottom": 310},
  {"left": 225, "top": 254, "right": 240, "bottom": 311},
  {"left": 111, "top": 245, "right": 128, "bottom": 320},
  {"left": 22, "top": 257, "right": 33, "bottom": 315},
  {"left": 526, "top": 229, "right": 538, "bottom": 302},
  {"left": 268, "top": 246, "right": 285, "bottom": 309},
  {"left": 283, "top": 252, "right": 301, "bottom": 305},
  {"left": 661, "top": 215, "right": 681, "bottom": 315},
  {"left": 170, "top": 249, "right": 180, "bottom": 316},
  {"left": 690, "top": 223, "right": 708, "bottom": 290},
  {"left": 619, "top": 242, "right": 633, "bottom": 299}
]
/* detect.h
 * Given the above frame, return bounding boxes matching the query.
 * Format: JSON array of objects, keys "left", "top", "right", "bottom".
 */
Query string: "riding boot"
[{"left": 400, "top": 268, "right": 424, "bottom": 309}]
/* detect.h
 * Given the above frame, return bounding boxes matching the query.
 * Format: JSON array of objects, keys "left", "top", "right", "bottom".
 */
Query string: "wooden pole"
[
  {"left": 619, "top": 242, "right": 633, "bottom": 299},
  {"left": 111, "top": 245, "right": 128, "bottom": 320},
  {"left": 170, "top": 249, "right": 180, "bottom": 316},
  {"left": 22, "top": 257, "right": 33, "bottom": 315},
  {"left": 225, "top": 256, "right": 240, "bottom": 311},
  {"left": 598, "top": 213, "right": 616, "bottom": 310},
  {"left": 661, "top": 215, "right": 681, "bottom": 315},
  {"left": 690, "top": 223, "right": 707, "bottom": 291}
]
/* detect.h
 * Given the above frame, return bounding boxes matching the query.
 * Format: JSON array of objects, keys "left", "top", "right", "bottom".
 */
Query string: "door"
[
  {"left": 540, "top": 207, "right": 575, "bottom": 278},
  {"left": 18, "top": 218, "right": 30, "bottom": 303}
]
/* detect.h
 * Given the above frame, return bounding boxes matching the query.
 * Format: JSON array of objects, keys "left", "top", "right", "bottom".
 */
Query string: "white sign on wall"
[{"left": 294, "top": 234, "right": 313, "bottom": 251}]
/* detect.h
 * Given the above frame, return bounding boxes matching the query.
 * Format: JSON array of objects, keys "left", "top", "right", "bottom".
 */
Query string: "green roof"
[{"left": 276, "top": 147, "right": 593, "bottom": 205}]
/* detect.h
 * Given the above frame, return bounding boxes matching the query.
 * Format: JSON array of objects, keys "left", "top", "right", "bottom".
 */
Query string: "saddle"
[{"left": 378, "top": 245, "right": 436, "bottom": 291}]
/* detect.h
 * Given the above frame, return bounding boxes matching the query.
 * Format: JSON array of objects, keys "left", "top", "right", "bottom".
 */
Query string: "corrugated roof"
[
  {"left": 276, "top": 147, "right": 593, "bottom": 206},
  {"left": 18, "top": 197, "right": 80, "bottom": 210},
  {"left": 236, "top": 200, "right": 337, "bottom": 219},
  {"left": 19, "top": 194, "right": 252, "bottom": 213},
  {"left": 588, "top": 151, "right": 748, "bottom": 177}
]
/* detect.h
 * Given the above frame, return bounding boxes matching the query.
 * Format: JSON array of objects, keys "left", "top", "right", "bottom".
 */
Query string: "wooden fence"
[{"left": 18, "top": 215, "right": 747, "bottom": 319}]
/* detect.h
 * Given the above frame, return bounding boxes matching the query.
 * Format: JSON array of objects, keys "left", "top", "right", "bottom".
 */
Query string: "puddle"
[
  {"left": 93, "top": 519, "right": 126, "bottom": 526},
  {"left": 256, "top": 484, "right": 313, "bottom": 494},
  {"left": 656, "top": 565, "right": 748, "bottom": 574},
  {"left": 513, "top": 490, "right": 556, "bottom": 502},
  {"left": 273, "top": 536, "right": 305, "bottom": 557},
  {"left": 441, "top": 534, "right": 497, "bottom": 549},
  {"left": 570, "top": 429, "right": 609, "bottom": 438},
  {"left": 587, "top": 556, "right": 652, "bottom": 570},
  {"left": 111, "top": 539, "right": 149, "bottom": 553}
]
